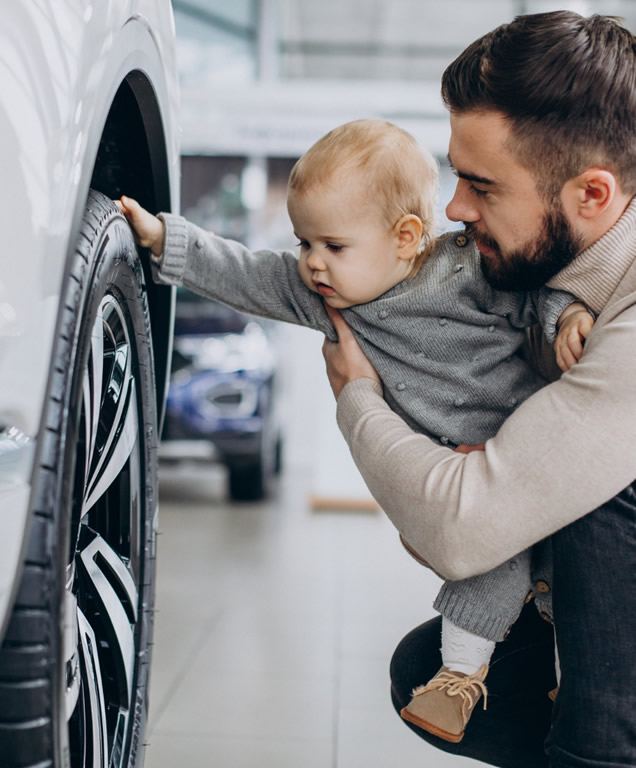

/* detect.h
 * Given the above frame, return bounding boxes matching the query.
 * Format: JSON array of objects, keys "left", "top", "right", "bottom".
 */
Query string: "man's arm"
[{"left": 325, "top": 304, "right": 636, "bottom": 581}]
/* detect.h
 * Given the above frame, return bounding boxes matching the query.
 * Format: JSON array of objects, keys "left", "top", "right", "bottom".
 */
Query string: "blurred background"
[{"left": 148, "top": 2, "right": 635, "bottom": 766}]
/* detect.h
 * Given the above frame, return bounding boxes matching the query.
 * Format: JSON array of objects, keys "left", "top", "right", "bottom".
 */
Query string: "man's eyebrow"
[{"left": 447, "top": 154, "right": 496, "bottom": 186}]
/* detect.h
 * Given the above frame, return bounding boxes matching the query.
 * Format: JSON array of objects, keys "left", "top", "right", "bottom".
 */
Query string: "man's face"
[{"left": 446, "top": 110, "right": 582, "bottom": 290}]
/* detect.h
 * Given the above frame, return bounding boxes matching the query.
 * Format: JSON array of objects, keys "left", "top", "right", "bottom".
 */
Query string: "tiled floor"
[{"left": 145, "top": 462, "right": 485, "bottom": 768}]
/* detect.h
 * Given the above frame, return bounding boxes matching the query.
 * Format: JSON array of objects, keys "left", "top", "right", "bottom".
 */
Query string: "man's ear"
[
  {"left": 562, "top": 169, "right": 617, "bottom": 220},
  {"left": 394, "top": 215, "right": 423, "bottom": 260}
]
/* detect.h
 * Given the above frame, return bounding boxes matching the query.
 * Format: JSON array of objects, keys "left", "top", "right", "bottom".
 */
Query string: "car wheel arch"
[
  {"left": 87, "top": 68, "right": 176, "bottom": 431},
  {"left": 61, "top": 15, "right": 178, "bottom": 443}
]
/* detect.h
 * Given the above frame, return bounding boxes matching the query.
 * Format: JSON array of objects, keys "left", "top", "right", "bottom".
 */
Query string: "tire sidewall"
[{"left": 44, "top": 191, "right": 158, "bottom": 767}]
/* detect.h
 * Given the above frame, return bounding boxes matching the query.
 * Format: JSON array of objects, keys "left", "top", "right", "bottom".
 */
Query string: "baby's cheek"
[{"left": 298, "top": 260, "right": 317, "bottom": 292}]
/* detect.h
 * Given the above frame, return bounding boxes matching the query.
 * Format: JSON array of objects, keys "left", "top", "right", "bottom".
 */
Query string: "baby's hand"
[
  {"left": 554, "top": 304, "right": 595, "bottom": 372},
  {"left": 115, "top": 196, "right": 164, "bottom": 259}
]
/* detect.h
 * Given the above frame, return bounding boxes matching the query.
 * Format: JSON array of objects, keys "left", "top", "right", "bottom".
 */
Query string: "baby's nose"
[{"left": 307, "top": 251, "right": 326, "bottom": 270}]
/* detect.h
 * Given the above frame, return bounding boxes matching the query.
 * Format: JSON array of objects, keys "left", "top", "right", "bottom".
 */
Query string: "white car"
[{"left": 0, "top": 3, "right": 179, "bottom": 767}]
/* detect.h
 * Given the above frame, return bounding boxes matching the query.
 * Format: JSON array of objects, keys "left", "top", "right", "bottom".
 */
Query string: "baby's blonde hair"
[{"left": 288, "top": 119, "right": 438, "bottom": 270}]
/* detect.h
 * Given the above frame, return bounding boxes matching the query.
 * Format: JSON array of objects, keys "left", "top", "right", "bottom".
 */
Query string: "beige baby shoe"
[{"left": 400, "top": 664, "right": 488, "bottom": 743}]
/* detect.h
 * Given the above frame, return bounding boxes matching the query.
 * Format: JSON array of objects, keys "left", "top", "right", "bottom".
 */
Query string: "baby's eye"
[
  {"left": 295, "top": 239, "right": 309, "bottom": 249},
  {"left": 326, "top": 243, "right": 344, "bottom": 253}
]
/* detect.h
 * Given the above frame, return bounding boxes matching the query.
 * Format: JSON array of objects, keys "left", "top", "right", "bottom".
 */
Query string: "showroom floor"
[{"left": 144, "top": 461, "right": 485, "bottom": 768}]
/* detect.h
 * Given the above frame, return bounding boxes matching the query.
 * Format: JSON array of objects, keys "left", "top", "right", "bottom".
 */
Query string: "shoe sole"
[{"left": 400, "top": 706, "right": 464, "bottom": 743}]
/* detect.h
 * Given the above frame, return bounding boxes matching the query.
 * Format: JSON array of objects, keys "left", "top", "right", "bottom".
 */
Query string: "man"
[{"left": 322, "top": 11, "right": 636, "bottom": 767}]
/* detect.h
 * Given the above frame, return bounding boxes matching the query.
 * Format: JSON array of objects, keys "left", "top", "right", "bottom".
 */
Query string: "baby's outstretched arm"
[
  {"left": 554, "top": 302, "right": 595, "bottom": 371},
  {"left": 115, "top": 196, "right": 335, "bottom": 338},
  {"left": 115, "top": 196, "right": 164, "bottom": 258}
]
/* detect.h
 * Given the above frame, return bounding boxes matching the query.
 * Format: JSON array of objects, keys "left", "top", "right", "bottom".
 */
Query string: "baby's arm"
[
  {"left": 554, "top": 302, "right": 595, "bottom": 371},
  {"left": 116, "top": 197, "right": 335, "bottom": 338},
  {"left": 495, "top": 286, "right": 575, "bottom": 344},
  {"left": 504, "top": 287, "right": 594, "bottom": 371}
]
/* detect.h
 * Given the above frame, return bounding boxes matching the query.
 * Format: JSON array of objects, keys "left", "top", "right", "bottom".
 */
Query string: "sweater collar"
[{"left": 547, "top": 195, "right": 636, "bottom": 314}]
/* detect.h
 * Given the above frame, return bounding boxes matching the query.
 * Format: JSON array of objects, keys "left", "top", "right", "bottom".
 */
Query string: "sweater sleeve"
[
  {"left": 153, "top": 213, "right": 336, "bottom": 339},
  {"left": 335, "top": 298, "right": 636, "bottom": 581},
  {"left": 534, "top": 288, "right": 580, "bottom": 343},
  {"left": 499, "top": 287, "right": 577, "bottom": 343}
]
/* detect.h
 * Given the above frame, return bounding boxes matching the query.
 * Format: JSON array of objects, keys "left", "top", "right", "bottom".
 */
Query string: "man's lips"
[
  {"left": 464, "top": 225, "right": 498, "bottom": 258},
  {"left": 314, "top": 282, "right": 335, "bottom": 296},
  {"left": 474, "top": 240, "right": 496, "bottom": 258}
]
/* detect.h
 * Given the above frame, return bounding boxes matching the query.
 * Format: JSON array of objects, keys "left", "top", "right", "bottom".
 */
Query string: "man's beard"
[{"left": 464, "top": 205, "right": 583, "bottom": 291}]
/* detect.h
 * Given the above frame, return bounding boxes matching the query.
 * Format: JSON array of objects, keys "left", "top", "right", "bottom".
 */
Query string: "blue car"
[{"left": 161, "top": 289, "right": 283, "bottom": 500}]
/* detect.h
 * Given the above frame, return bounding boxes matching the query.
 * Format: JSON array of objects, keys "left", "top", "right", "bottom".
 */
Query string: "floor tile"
[
  {"left": 146, "top": 729, "right": 333, "bottom": 768},
  {"left": 145, "top": 463, "right": 487, "bottom": 767}
]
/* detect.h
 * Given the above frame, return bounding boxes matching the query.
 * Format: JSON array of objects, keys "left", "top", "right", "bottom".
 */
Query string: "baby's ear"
[{"left": 395, "top": 215, "right": 423, "bottom": 260}]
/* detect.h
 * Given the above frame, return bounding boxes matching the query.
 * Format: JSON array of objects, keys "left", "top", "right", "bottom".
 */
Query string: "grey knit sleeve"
[
  {"left": 494, "top": 287, "right": 577, "bottom": 344},
  {"left": 533, "top": 288, "right": 579, "bottom": 343},
  {"left": 153, "top": 213, "right": 335, "bottom": 338}
]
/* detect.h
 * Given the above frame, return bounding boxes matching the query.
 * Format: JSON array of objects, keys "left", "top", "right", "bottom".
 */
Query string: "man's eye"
[
  {"left": 326, "top": 243, "right": 343, "bottom": 253},
  {"left": 470, "top": 185, "right": 489, "bottom": 198}
]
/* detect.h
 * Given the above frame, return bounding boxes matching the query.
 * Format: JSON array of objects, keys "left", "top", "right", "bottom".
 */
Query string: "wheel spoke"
[
  {"left": 84, "top": 304, "right": 105, "bottom": 485},
  {"left": 64, "top": 590, "right": 81, "bottom": 720},
  {"left": 78, "top": 530, "right": 138, "bottom": 704},
  {"left": 83, "top": 384, "right": 138, "bottom": 515},
  {"left": 77, "top": 607, "right": 109, "bottom": 768},
  {"left": 83, "top": 297, "right": 137, "bottom": 516}
]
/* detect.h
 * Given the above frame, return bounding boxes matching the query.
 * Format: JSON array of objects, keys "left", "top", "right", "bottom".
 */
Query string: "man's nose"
[{"left": 446, "top": 181, "right": 479, "bottom": 223}]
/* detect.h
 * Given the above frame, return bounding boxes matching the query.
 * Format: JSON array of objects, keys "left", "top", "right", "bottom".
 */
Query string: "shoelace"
[{"left": 411, "top": 664, "right": 489, "bottom": 720}]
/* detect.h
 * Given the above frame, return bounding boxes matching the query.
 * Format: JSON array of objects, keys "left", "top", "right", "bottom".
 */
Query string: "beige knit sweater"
[{"left": 336, "top": 198, "right": 636, "bottom": 581}]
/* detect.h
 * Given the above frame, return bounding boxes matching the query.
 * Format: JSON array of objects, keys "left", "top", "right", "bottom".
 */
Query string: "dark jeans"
[{"left": 390, "top": 482, "right": 636, "bottom": 768}]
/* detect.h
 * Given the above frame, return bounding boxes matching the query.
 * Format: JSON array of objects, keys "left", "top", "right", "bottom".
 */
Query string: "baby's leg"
[
  {"left": 433, "top": 548, "right": 533, "bottom": 645},
  {"left": 391, "top": 607, "right": 555, "bottom": 765},
  {"left": 401, "top": 549, "right": 533, "bottom": 743},
  {"left": 441, "top": 617, "right": 496, "bottom": 675}
]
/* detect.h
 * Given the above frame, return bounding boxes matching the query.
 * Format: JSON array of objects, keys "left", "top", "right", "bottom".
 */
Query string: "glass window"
[{"left": 174, "top": 0, "right": 258, "bottom": 87}]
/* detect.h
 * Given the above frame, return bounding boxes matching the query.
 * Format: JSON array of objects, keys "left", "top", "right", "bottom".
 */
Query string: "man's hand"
[
  {"left": 115, "top": 196, "right": 165, "bottom": 259},
  {"left": 322, "top": 304, "right": 381, "bottom": 399},
  {"left": 554, "top": 303, "right": 595, "bottom": 372}
]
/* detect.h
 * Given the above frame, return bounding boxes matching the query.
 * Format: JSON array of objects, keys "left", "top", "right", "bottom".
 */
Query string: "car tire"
[
  {"left": 273, "top": 435, "right": 283, "bottom": 476},
  {"left": 227, "top": 433, "right": 281, "bottom": 502},
  {"left": 0, "top": 190, "right": 158, "bottom": 767},
  {"left": 228, "top": 459, "right": 269, "bottom": 502}
]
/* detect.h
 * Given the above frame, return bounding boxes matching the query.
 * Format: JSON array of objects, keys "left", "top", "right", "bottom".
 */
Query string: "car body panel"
[{"left": 0, "top": 0, "right": 179, "bottom": 642}]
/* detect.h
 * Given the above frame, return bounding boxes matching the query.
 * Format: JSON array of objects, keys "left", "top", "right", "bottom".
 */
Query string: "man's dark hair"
[{"left": 442, "top": 11, "right": 636, "bottom": 197}]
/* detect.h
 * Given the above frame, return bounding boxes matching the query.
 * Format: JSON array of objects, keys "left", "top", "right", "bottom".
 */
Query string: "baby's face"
[{"left": 288, "top": 178, "right": 412, "bottom": 309}]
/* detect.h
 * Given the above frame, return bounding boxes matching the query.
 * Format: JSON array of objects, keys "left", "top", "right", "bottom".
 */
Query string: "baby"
[{"left": 117, "top": 119, "right": 592, "bottom": 743}]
